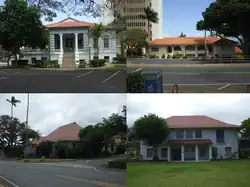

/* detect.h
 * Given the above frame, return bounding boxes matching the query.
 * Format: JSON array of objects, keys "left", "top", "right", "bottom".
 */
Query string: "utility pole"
[{"left": 204, "top": 30, "right": 208, "bottom": 60}]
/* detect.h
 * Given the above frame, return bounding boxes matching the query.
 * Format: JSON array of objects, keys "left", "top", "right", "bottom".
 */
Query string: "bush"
[
  {"left": 89, "top": 59, "right": 105, "bottom": 67},
  {"left": 78, "top": 60, "right": 86, "bottom": 68},
  {"left": 38, "top": 141, "right": 53, "bottom": 157},
  {"left": 12, "top": 60, "right": 29, "bottom": 66},
  {"left": 116, "top": 144, "right": 126, "bottom": 154},
  {"left": 34, "top": 60, "right": 59, "bottom": 68},
  {"left": 233, "top": 54, "right": 244, "bottom": 60},
  {"left": 161, "top": 54, "right": 165, "bottom": 59},
  {"left": 116, "top": 56, "right": 127, "bottom": 64},
  {"left": 172, "top": 53, "right": 182, "bottom": 59},
  {"left": 167, "top": 54, "right": 171, "bottom": 59},
  {"left": 127, "top": 71, "right": 145, "bottom": 93},
  {"left": 108, "top": 158, "right": 127, "bottom": 169},
  {"left": 149, "top": 54, "right": 156, "bottom": 58},
  {"left": 182, "top": 55, "right": 188, "bottom": 59},
  {"left": 239, "top": 149, "right": 250, "bottom": 159}
]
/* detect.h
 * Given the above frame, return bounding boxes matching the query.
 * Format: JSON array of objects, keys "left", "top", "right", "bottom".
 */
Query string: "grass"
[
  {"left": 17, "top": 157, "right": 63, "bottom": 163},
  {"left": 127, "top": 160, "right": 250, "bottom": 187}
]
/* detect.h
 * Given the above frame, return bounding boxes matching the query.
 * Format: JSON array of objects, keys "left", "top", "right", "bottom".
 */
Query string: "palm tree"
[
  {"left": 179, "top": 32, "right": 187, "bottom": 37},
  {"left": 88, "top": 23, "right": 105, "bottom": 58},
  {"left": 6, "top": 96, "right": 21, "bottom": 119},
  {"left": 140, "top": 7, "right": 159, "bottom": 56},
  {"left": 109, "top": 12, "right": 127, "bottom": 56}
]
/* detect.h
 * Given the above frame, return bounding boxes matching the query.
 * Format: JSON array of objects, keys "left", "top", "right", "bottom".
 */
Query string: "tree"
[
  {"left": 179, "top": 32, "right": 187, "bottom": 37},
  {"left": 133, "top": 113, "right": 169, "bottom": 160},
  {"left": 196, "top": 0, "right": 250, "bottom": 56},
  {"left": 124, "top": 29, "right": 148, "bottom": 57},
  {"left": 6, "top": 96, "right": 21, "bottom": 119},
  {"left": 140, "top": 6, "right": 159, "bottom": 56},
  {"left": 127, "top": 70, "right": 145, "bottom": 93},
  {"left": 88, "top": 23, "right": 105, "bottom": 58},
  {"left": 240, "top": 118, "right": 250, "bottom": 138},
  {"left": 0, "top": 0, "right": 48, "bottom": 64}
]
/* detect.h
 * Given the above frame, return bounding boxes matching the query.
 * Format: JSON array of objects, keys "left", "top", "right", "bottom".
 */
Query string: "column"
[
  {"left": 195, "top": 45, "right": 198, "bottom": 57},
  {"left": 167, "top": 145, "right": 170, "bottom": 161},
  {"left": 75, "top": 33, "right": 78, "bottom": 52},
  {"left": 181, "top": 144, "right": 184, "bottom": 161},
  {"left": 209, "top": 145, "right": 212, "bottom": 160},
  {"left": 195, "top": 144, "right": 198, "bottom": 161},
  {"left": 171, "top": 45, "right": 174, "bottom": 57},
  {"left": 59, "top": 34, "right": 63, "bottom": 53}
]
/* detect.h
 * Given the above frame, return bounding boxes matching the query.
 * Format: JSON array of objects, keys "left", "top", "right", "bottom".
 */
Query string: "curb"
[{"left": 0, "top": 176, "right": 19, "bottom": 187}]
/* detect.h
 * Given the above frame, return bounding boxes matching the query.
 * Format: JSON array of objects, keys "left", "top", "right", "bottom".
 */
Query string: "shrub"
[
  {"left": 161, "top": 54, "right": 165, "bottom": 59},
  {"left": 239, "top": 149, "right": 250, "bottom": 159},
  {"left": 167, "top": 54, "right": 171, "bottom": 59},
  {"left": 182, "top": 55, "right": 188, "bottom": 59},
  {"left": 233, "top": 54, "right": 244, "bottom": 60},
  {"left": 149, "top": 54, "right": 156, "bottom": 58},
  {"left": 89, "top": 59, "right": 105, "bottom": 67},
  {"left": 12, "top": 60, "right": 29, "bottom": 66},
  {"left": 78, "top": 60, "right": 86, "bottom": 68},
  {"left": 108, "top": 158, "right": 127, "bottom": 169},
  {"left": 127, "top": 71, "right": 145, "bottom": 93},
  {"left": 116, "top": 56, "right": 127, "bottom": 64},
  {"left": 38, "top": 141, "right": 53, "bottom": 157},
  {"left": 172, "top": 53, "right": 182, "bottom": 59},
  {"left": 116, "top": 144, "right": 126, "bottom": 154}
]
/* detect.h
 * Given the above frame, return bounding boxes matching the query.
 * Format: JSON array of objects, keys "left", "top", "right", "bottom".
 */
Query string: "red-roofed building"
[
  {"left": 140, "top": 115, "right": 239, "bottom": 162},
  {"left": 21, "top": 17, "right": 117, "bottom": 68},
  {"left": 149, "top": 37, "right": 242, "bottom": 59}
]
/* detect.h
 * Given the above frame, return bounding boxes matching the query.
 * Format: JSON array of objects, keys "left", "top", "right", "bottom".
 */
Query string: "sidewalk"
[{"left": 127, "top": 63, "right": 250, "bottom": 68}]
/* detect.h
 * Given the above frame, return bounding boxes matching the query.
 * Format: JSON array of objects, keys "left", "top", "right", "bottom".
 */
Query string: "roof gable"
[{"left": 166, "top": 115, "right": 238, "bottom": 129}]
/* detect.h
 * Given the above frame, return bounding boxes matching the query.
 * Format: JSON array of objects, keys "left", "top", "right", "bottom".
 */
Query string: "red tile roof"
[
  {"left": 169, "top": 139, "right": 212, "bottom": 144},
  {"left": 150, "top": 37, "right": 221, "bottom": 45},
  {"left": 32, "top": 122, "right": 82, "bottom": 144},
  {"left": 46, "top": 17, "right": 113, "bottom": 29},
  {"left": 166, "top": 115, "right": 238, "bottom": 129}
]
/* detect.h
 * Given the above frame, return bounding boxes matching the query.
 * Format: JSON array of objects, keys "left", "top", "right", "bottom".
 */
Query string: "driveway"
[
  {"left": 0, "top": 159, "right": 126, "bottom": 187},
  {"left": 0, "top": 70, "right": 126, "bottom": 93}
]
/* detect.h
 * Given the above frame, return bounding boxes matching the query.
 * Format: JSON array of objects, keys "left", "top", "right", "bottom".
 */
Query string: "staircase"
[{"left": 61, "top": 52, "right": 75, "bottom": 68}]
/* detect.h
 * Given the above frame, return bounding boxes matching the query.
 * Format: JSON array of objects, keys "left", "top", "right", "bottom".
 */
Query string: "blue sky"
[{"left": 0, "top": 0, "right": 215, "bottom": 37}]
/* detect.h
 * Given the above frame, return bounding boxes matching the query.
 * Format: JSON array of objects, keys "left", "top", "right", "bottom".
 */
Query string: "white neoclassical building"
[{"left": 21, "top": 18, "right": 117, "bottom": 67}]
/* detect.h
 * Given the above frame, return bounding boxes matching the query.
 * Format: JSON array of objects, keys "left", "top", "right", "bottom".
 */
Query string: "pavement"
[
  {"left": 0, "top": 70, "right": 126, "bottom": 93},
  {"left": 0, "top": 158, "right": 126, "bottom": 187},
  {"left": 127, "top": 67, "right": 250, "bottom": 85},
  {"left": 163, "top": 84, "right": 250, "bottom": 93}
]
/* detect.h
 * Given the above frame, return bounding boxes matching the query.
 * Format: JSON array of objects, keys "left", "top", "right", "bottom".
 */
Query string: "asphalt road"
[
  {"left": 0, "top": 160, "right": 126, "bottom": 187},
  {"left": 0, "top": 70, "right": 126, "bottom": 93},
  {"left": 127, "top": 67, "right": 250, "bottom": 84}
]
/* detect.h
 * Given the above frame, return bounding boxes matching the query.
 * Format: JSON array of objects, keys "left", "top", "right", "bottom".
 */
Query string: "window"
[
  {"left": 185, "top": 130, "right": 193, "bottom": 139},
  {"left": 41, "top": 57, "right": 47, "bottom": 61},
  {"left": 103, "top": 37, "right": 109, "bottom": 48},
  {"left": 167, "top": 46, "right": 172, "bottom": 53},
  {"left": 212, "top": 147, "right": 217, "bottom": 158},
  {"left": 104, "top": 56, "right": 110, "bottom": 62},
  {"left": 161, "top": 148, "right": 168, "bottom": 158},
  {"left": 195, "top": 130, "right": 202, "bottom": 138},
  {"left": 147, "top": 148, "right": 153, "bottom": 157},
  {"left": 225, "top": 147, "right": 232, "bottom": 157},
  {"left": 31, "top": 58, "right": 36, "bottom": 64},
  {"left": 151, "top": 48, "right": 159, "bottom": 52},
  {"left": 176, "top": 130, "right": 184, "bottom": 139},
  {"left": 216, "top": 130, "right": 224, "bottom": 143}
]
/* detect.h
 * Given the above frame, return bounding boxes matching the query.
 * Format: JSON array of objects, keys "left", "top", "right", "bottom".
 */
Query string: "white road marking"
[
  {"left": 0, "top": 77, "right": 6, "bottom": 80},
  {"left": 218, "top": 84, "right": 231, "bottom": 91},
  {"left": 0, "top": 176, "right": 19, "bottom": 187},
  {"left": 76, "top": 71, "right": 93, "bottom": 78},
  {"left": 102, "top": 71, "right": 120, "bottom": 83},
  {"left": 93, "top": 167, "right": 101, "bottom": 172}
]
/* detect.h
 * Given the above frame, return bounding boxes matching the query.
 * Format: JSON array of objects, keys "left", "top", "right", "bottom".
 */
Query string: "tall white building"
[{"left": 100, "top": 0, "right": 163, "bottom": 40}]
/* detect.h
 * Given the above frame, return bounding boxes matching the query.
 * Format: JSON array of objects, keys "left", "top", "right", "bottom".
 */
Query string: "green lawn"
[{"left": 127, "top": 160, "right": 250, "bottom": 187}]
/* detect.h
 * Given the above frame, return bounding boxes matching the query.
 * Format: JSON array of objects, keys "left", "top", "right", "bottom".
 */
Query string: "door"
[
  {"left": 65, "top": 38, "right": 74, "bottom": 52},
  {"left": 172, "top": 148, "right": 181, "bottom": 161}
]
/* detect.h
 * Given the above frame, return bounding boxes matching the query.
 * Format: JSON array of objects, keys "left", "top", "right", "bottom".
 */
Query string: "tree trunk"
[
  {"left": 11, "top": 104, "right": 13, "bottom": 120},
  {"left": 153, "top": 146, "right": 159, "bottom": 160}
]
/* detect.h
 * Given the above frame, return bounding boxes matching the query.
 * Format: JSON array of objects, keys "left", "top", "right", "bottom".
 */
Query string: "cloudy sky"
[
  {"left": 127, "top": 94, "right": 250, "bottom": 127},
  {"left": 0, "top": 94, "right": 126, "bottom": 135}
]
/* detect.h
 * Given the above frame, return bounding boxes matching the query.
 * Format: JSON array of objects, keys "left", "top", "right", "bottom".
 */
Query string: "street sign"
[{"left": 143, "top": 71, "right": 163, "bottom": 93}]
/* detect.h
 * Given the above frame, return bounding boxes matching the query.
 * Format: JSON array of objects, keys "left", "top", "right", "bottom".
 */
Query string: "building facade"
[
  {"left": 100, "top": 0, "right": 163, "bottom": 40},
  {"left": 21, "top": 18, "right": 117, "bottom": 67},
  {"left": 140, "top": 116, "right": 239, "bottom": 161},
  {"left": 150, "top": 37, "right": 242, "bottom": 59}
]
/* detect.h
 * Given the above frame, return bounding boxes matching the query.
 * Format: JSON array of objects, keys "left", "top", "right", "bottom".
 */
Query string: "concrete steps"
[{"left": 62, "top": 52, "right": 75, "bottom": 68}]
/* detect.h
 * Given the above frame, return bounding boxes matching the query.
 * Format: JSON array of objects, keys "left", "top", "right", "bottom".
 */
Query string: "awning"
[{"left": 169, "top": 139, "right": 212, "bottom": 144}]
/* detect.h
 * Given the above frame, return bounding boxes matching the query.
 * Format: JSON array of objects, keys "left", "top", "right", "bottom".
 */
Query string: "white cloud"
[
  {"left": 0, "top": 94, "right": 126, "bottom": 135},
  {"left": 127, "top": 94, "right": 250, "bottom": 126}
]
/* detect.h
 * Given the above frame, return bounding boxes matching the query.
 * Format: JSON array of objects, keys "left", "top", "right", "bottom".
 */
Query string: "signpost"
[{"left": 143, "top": 71, "right": 163, "bottom": 93}]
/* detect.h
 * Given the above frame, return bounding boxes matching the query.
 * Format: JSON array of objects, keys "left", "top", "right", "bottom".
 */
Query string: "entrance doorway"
[
  {"left": 64, "top": 34, "right": 74, "bottom": 52},
  {"left": 171, "top": 147, "right": 181, "bottom": 161}
]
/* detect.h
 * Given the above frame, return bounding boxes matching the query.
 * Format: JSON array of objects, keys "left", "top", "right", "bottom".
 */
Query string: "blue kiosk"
[{"left": 143, "top": 71, "right": 163, "bottom": 93}]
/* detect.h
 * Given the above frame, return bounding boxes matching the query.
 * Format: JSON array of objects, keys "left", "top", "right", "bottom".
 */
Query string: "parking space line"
[
  {"left": 102, "top": 71, "right": 120, "bottom": 83},
  {"left": 0, "top": 77, "right": 6, "bottom": 80},
  {"left": 218, "top": 84, "right": 231, "bottom": 91},
  {"left": 76, "top": 71, "right": 93, "bottom": 78}
]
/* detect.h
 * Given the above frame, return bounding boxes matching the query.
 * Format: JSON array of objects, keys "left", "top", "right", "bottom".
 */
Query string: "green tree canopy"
[
  {"left": 133, "top": 113, "right": 169, "bottom": 160},
  {"left": 240, "top": 118, "right": 250, "bottom": 138},
  {"left": 179, "top": 32, "right": 187, "bottom": 37},
  {"left": 0, "top": 0, "right": 48, "bottom": 62},
  {"left": 196, "top": 0, "right": 250, "bottom": 55}
]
